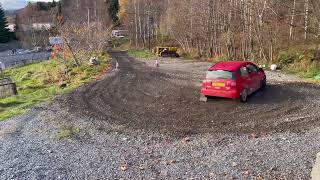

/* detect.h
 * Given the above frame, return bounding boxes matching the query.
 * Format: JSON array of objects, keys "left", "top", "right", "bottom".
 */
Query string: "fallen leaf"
[
  {"left": 120, "top": 164, "right": 128, "bottom": 171},
  {"left": 209, "top": 172, "right": 216, "bottom": 177},
  {"left": 232, "top": 162, "right": 237, "bottom": 167},
  {"left": 182, "top": 137, "right": 191, "bottom": 144},
  {"left": 253, "top": 176, "right": 265, "bottom": 180},
  {"left": 250, "top": 133, "right": 259, "bottom": 139},
  {"left": 259, "top": 132, "right": 269, "bottom": 137},
  {"left": 167, "top": 160, "right": 177, "bottom": 165},
  {"left": 242, "top": 170, "right": 250, "bottom": 176}
]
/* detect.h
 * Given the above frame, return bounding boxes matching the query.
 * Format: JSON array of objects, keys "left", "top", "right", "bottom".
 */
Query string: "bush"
[
  {"left": 177, "top": 49, "right": 201, "bottom": 59},
  {"left": 277, "top": 52, "right": 298, "bottom": 66}
]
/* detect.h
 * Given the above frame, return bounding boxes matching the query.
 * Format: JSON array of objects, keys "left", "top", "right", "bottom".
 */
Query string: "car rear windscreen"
[{"left": 206, "top": 70, "right": 235, "bottom": 80}]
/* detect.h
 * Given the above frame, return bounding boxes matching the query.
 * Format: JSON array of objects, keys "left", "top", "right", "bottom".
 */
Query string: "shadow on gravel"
[
  {"left": 206, "top": 84, "right": 302, "bottom": 105},
  {"left": 247, "top": 83, "right": 305, "bottom": 105}
]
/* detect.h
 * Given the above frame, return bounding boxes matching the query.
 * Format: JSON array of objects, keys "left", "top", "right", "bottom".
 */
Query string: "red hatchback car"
[{"left": 201, "top": 61, "right": 266, "bottom": 102}]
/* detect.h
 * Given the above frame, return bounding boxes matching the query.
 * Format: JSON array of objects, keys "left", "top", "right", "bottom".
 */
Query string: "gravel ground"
[{"left": 0, "top": 52, "right": 319, "bottom": 179}]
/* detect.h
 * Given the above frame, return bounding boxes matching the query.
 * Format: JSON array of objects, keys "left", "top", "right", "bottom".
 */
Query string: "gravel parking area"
[{"left": 0, "top": 51, "right": 319, "bottom": 179}]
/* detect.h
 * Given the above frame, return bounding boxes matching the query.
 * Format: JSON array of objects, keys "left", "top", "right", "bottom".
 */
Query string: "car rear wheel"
[{"left": 240, "top": 89, "right": 248, "bottom": 103}]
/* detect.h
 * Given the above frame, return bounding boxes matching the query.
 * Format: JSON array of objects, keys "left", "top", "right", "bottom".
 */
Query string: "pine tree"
[
  {"left": 109, "top": 0, "right": 120, "bottom": 24},
  {"left": 0, "top": 5, "right": 14, "bottom": 43},
  {"left": 51, "top": 0, "right": 57, "bottom": 8}
]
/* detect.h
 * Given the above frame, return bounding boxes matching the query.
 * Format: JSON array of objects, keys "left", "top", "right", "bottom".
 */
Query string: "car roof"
[{"left": 208, "top": 61, "right": 251, "bottom": 72}]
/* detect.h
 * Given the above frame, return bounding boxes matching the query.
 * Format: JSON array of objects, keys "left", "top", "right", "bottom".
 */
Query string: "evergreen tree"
[
  {"left": 0, "top": 5, "right": 14, "bottom": 43},
  {"left": 51, "top": 0, "right": 57, "bottom": 8},
  {"left": 109, "top": 0, "right": 119, "bottom": 24}
]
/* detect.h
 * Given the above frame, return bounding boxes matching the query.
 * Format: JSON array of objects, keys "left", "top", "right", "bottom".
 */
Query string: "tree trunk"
[
  {"left": 289, "top": 0, "right": 296, "bottom": 40},
  {"left": 304, "top": 0, "right": 309, "bottom": 40}
]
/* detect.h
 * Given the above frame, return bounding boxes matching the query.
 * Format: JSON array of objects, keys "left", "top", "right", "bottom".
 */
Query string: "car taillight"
[{"left": 226, "top": 80, "right": 236, "bottom": 88}]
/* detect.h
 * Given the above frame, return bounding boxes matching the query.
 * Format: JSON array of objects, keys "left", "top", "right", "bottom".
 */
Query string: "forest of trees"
[
  {"left": 122, "top": 0, "right": 320, "bottom": 61},
  {"left": 60, "top": 0, "right": 109, "bottom": 24}
]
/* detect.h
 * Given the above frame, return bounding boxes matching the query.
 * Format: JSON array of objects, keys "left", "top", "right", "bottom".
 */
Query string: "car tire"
[
  {"left": 161, "top": 53, "right": 168, "bottom": 58},
  {"left": 260, "top": 76, "right": 267, "bottom": 90},
  {"left": 240, "top": 89, "right": 248, "bottom": 103}
]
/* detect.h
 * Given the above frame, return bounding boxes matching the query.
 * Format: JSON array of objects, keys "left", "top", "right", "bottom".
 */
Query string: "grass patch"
[
  {"left": 57, "top": 125, "right": 81, "bottom": 140},
  {"left": 274, "top": 42, "right": 320, "bottom": 81},
  {"left": 127, "top": 49, "right": 157, "bottom": 59},
  {"left": 0, "top": 54, "right": 110, "bottom": 121},
  {"left": 283, "top": 65, "right": 320, "bottom": 82}
]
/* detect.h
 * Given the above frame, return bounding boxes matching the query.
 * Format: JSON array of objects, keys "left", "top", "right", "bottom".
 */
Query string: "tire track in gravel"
[{"left": 60, "top": 51, "right": 320, "bottom": 136}]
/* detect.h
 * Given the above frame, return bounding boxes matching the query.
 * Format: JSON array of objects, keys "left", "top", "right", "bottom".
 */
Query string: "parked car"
[
  {"left": 111, "top": 30, "right": 127, "bottom": 38},
  {"left": 201, "top": 61, "right": 266, "bottom": 102}
]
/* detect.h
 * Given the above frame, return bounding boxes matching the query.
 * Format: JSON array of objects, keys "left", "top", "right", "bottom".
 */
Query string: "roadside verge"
[{"left": 0, "top": 54, "right": 111, "bottom": 121}]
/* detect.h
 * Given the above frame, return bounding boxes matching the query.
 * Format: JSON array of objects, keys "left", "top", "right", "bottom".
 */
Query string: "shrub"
[
  {"left": 277, "top": 52, "right": 298, "bottom": 66},
  {"left": 314, "top": 49, "right": 320, "bottom": 61}
]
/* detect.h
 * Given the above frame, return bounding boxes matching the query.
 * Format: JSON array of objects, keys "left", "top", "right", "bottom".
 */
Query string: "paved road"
[{"left": 0, "top": 51, "right": 319, "bottom": 179}]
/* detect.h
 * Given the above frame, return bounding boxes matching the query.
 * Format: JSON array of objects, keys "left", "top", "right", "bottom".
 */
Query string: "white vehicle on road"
[{"left": 111, "top": 30, "right": 127, "bottom": 38}]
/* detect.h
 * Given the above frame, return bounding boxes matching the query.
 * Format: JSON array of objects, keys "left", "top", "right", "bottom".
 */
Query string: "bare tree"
[{"left": 122, "top": 0, "right": 320, "bottom": 60}]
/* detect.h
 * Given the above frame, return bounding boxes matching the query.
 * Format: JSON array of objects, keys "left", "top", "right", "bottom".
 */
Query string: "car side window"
[
  {"left": 240, "top": 67, "right": 249, "bottom": 78},
  {"left": 247, "top": 64, "right": 258, "bottom": 74}
]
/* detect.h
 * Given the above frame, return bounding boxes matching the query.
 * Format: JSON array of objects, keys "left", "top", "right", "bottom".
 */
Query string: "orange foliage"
[{"left": 118, "top": 0, "right": 127, "bottom": 21}]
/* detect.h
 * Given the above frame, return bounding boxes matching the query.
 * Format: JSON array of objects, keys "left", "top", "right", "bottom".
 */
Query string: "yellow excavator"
[{"left": 155, "top": 47, "right": 179, "bottom": 57}]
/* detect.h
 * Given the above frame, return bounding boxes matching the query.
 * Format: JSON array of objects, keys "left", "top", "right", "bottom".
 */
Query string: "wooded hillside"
[{"left": 122, "top": 0, "right": 320, "bottom": 61}]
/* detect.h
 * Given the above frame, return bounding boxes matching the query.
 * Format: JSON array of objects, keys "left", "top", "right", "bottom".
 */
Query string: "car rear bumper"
[{"left": 201, "top": 88, "right": 239, "bottom": 99}]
